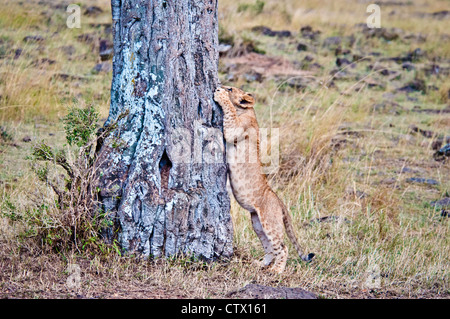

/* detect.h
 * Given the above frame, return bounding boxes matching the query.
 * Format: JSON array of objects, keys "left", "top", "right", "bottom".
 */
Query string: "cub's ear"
[{"left": 239, "top": 93, "right": 255, "bottom": 108}]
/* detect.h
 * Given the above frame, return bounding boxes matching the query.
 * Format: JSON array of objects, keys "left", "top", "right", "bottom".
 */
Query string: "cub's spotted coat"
[{"left": 214, "top": 86, "right": 314, "bottom": 273}]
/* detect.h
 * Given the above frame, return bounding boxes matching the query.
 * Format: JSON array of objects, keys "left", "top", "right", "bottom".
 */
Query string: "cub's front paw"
[{"left": 214, "top": 87, "right": 228, "bottom": 104}]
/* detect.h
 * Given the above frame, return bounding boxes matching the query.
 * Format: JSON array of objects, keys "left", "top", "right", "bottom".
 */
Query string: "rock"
[
  {"left": 32, "top": 58, "right": 56, "bottom": 67},
  {"left": 407, "top": 48, "right": 425, "bottom": 61},
  {"left": 252, "top": 26, "right": 272, "bottom": 35},
  {"left": 99, "top": 39, "right": 114, "bottom": 61},
  {"left": 397, "top": 79, "right": 426, "bottom": 93},
  {"left": 92, "top": 62, "right": 112, "bottom": 74},
  {"left": 300, "top": 25, "right": 312, "bottom": 33},
  {"left": 88, "top": 23, "right": 113, "bottom": 36},
  {"left": 329, "top": 67, "right": 356, "bottom": 80},
  {"left": 336, "top": 57, "right": 352, "bottom": 67},
  {"left": 84, "top": 6, "right": 103, "bottom": 16},
  {"left": 251, "top": 26, "right": 291, "bottom": 37},
  {"left": 323, "top": 36, "right": 341, "bottom": 48},
  {"left": 383, "top": 48, "right": 425, "bottom": 64},
  {"left": 402, "top": 62, "right": 415, "bottom": 71},
  {"left": 22, "top": 136, "right": 31, "bottom": 143},
  {"left": 431, "top": 137, "right": 450, "bottom": 151},
  {"left": 430, "top": 10, "right": 450, "bottom": 20},
  {"left": 218, "top": 43, "right": 232, "bottom": 56},
  {"left": 411, "top": 105, "right": 450, "bottom": 114},
  {"left": 14, "top": 48, "right": 22, "bottom": 60},
  {"left": 405, "top": 177, "right": 439, "bottom": 185},
  {"left": 433, "top": 144, "right": 450, "bottom": 161},
  {"left": 398, "top": 167, "right": 419, "bottom": 174},
  {"left": 296, "top": 42, "right": 308, "bottom": 51},
  {"left": 300, "top": 25, "right": 321, "bottom": 40},
  {"left": 51, "top": 73, "right": 88, "bottom": 82},
  {"left": 380, "top": 177, "right": 398, "bottom": 185},
  {"left": 285, "top": 77, "right": 313, "bottom": 90},
  {"left": 23, "top": 35, "right": 44, "bottom": 43},
  {"left": 335, "top": 47, "right": 351, "bottom": 56},
  {"left": 361, "top": 26, "right": 401, "bottom": 41},
  {"left": 227, "top": 284, "right": 317, "bottom": 299},
  {"left": 351, "top": 53, "right": 371, "bottom": 63},
  {"left": 430, "top": 197, "right": 450, "bottom": 208},
  {"left": 275, "top": 30, "right": 292, "bottom": 38},
  {"left": 423, "top": 64, "right": 441, "bottom": 76},
  {"left": 303, "top": 55, "right": 314, "bottom": 62},
  {"left": 408, "top": 124, "right": 434, "bottom": 138},
  {"left": 404, "top": 33, "right": 427, "bottom": 43},
  {"left": 368, "top": 64, "right": 399, "bottom": 77},
  {"left": 297, "top": 56, "right": 322, "bottom": 71}
]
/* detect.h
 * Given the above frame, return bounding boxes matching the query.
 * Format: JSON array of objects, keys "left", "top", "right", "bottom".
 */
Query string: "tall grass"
[{"left": 0, "top": 0, "right": 448, "bottom": 298}]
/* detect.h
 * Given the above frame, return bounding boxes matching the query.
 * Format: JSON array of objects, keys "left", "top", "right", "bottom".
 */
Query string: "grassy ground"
[{"left": 1, "top": 0, "right": 449, "bottom": 298}]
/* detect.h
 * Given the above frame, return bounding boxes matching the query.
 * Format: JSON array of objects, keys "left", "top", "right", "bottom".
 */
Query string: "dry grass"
[{"left": 1, "top": 0, "right": 449, "bottom": 299}]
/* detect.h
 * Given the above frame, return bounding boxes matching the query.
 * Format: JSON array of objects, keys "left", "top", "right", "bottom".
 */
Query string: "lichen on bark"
[{"left": 95, "top": 0, "right": 233, "bottom": 261}]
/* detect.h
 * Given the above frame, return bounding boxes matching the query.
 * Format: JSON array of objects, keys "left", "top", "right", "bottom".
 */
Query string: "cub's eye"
[{"left": 227, "top": 88, "right": 233, "bottom": 92}]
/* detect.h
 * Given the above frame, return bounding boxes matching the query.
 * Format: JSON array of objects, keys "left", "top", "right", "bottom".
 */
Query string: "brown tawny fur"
[{"left": 214, "top": 85, "right": 314, "bottom": 273}]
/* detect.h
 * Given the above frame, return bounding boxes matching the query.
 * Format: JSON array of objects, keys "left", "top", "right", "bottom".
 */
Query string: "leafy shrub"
[
  {"left": 24, "top": 105, "right": 127, "bottom": 255},
  {"left": 63, "top": 105, "right": 99, "bottom": 147}
]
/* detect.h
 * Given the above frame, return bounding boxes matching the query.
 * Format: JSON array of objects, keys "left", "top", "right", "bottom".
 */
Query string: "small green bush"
[{"left": 238, "top": 0, "right": 265, "bottom": 15}]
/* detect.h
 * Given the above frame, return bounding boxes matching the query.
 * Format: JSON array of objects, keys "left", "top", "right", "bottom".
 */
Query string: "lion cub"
[{"left": 214, "top": 85, "right": 314, "bottom": 273}]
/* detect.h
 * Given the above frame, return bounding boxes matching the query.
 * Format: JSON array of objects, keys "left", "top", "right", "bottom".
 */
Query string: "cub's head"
[{"left": 217, "top": 85, "right": 255, "bottom": 109}]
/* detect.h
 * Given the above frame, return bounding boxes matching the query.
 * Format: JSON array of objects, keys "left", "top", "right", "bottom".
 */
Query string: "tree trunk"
[{"left": 95, "top": 0, "right": 233, "bottom": 261}]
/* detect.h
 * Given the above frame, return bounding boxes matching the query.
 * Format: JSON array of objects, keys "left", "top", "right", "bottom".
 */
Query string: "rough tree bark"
[{"left": 95, "top": 0, "right": 233, "bottom": 261}]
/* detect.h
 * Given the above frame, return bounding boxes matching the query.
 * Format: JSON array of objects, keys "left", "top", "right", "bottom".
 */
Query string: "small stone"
[
  {"left": 251, "top": 26, "right": 291, "bottom": 38},
  {"left": 296, "top": 42, "right": 308, "bottom": 51},
  {"left": 99, "top": 39, "right": 114, "bottom": 61},
  {"left": 323, "top": 36, "right": 341, "bottom": 47},
  {"left": 336, "top": 57, "right": 352, "bottom": 67},
  {"left": 14, "top": 48, "right": 23, "bottom": 59},
  {"left": 84, "top": 6, "right": 103, "bottom": 16},
  {"left": 300, "top": 25, "right": 321, "bottom": 40},
  {"left": 430, "top": 197, "right": 450, "bottom": 208},
  {"left": 430, "top": 10, "right": 450, "bottom": 20},
  {"left": 218, "top": 43, "right": 232, "bottom": 56},
  {"left": 397, "top": 79, "right": 426, "bottom": 93},
  {"left": 23, "top": 35, "right": 44, "bottom": 43},
  {"left": 92, "top": 62, "right": 112, "bottom": 73},
  {"left": 405, "top": 177, "right": 439, "bottom": 185},
  {"left": 433, "top": 143, "right": 450, "bottom": 161}
]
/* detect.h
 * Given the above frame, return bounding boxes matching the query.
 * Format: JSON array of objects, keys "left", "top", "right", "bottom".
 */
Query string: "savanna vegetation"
[{"left": 0, "top": 0, "right": 449, "bottom": 298}]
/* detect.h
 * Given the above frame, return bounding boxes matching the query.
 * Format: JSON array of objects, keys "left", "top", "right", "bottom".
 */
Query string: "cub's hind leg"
[
  {"left": 261, "top": 194, "right": 289, "bottom": 274},
  {"left": 251, "top": 212, "right": 274, "bottom": 267}
]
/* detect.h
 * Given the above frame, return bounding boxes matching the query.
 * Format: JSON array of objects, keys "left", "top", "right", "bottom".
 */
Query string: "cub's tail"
[{"left": 281, "top": 202, "right": 315, "bottom": 262}]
